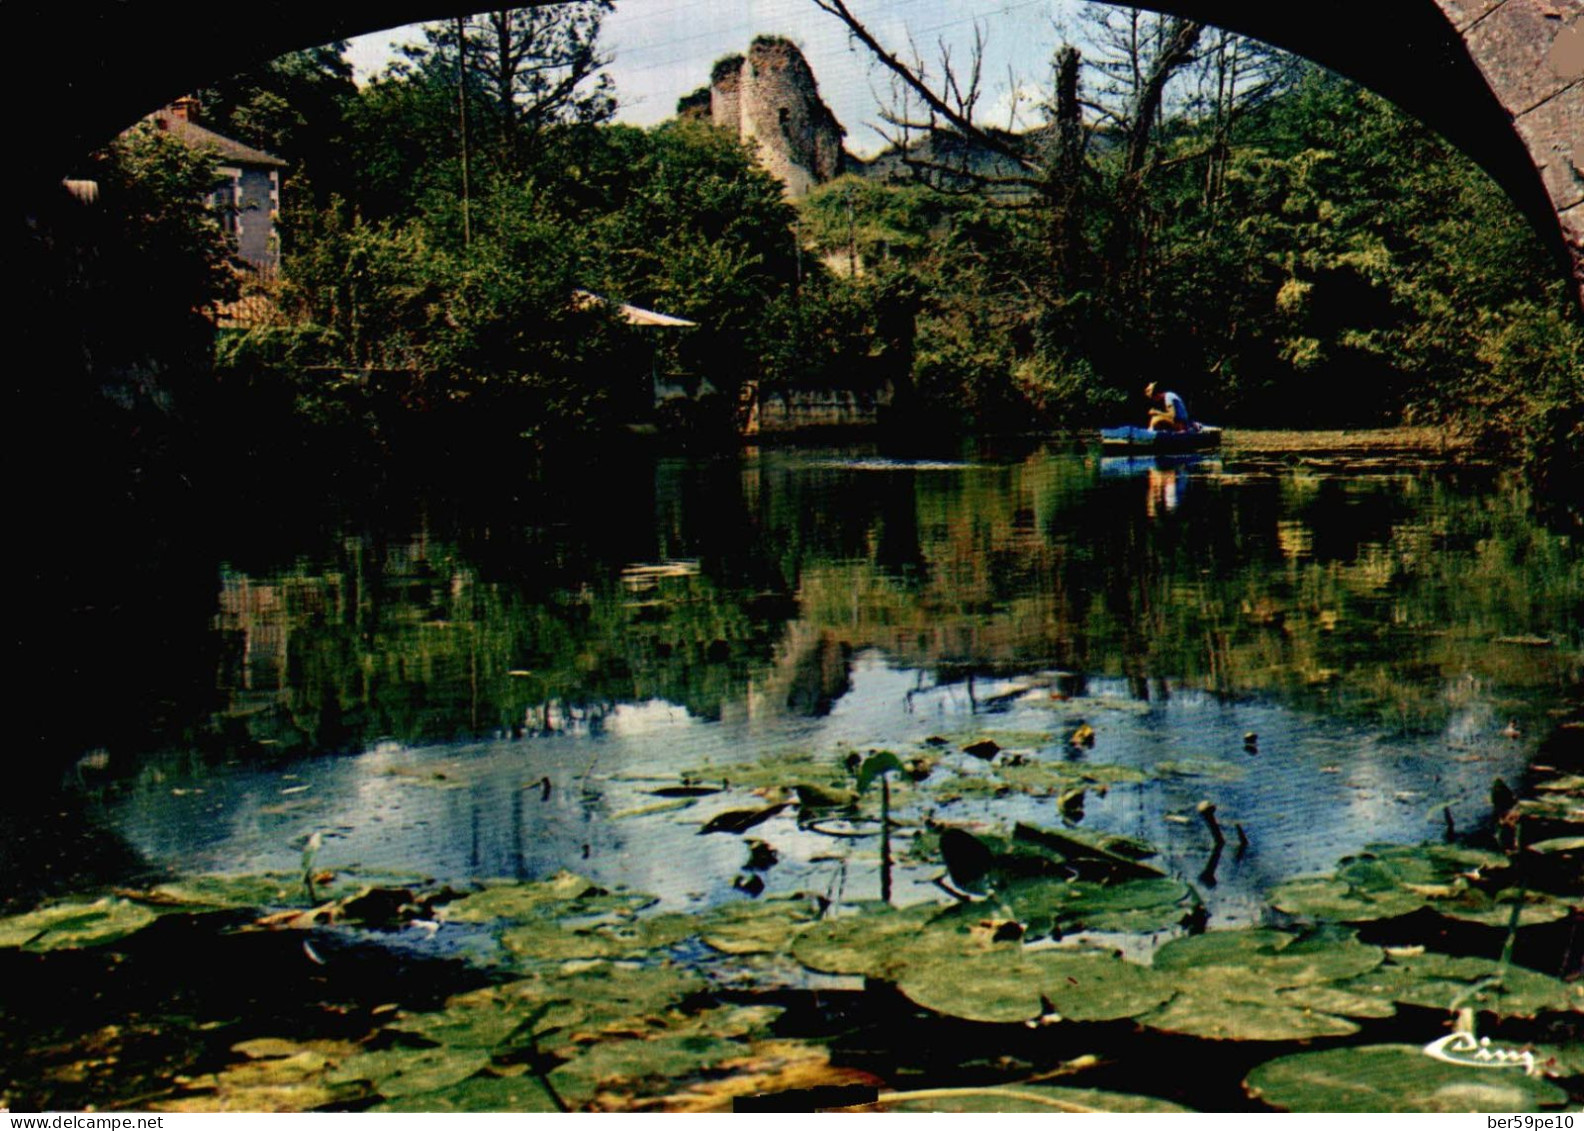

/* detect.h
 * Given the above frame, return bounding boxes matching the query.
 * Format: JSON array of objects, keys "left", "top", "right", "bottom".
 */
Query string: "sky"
[{"left": 344, "top": 0, "right": 1085, "bottom": 158}]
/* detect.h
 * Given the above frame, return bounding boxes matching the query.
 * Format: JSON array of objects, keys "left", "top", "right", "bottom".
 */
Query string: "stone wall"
[
  {"left": 709, "top": 37, "right": 845, "bottom": 199},
  {"left": 747, "top": 382, "right": 895, "bottom": 434},
  {"left": 1434, "top": 0, "right": 1582, "bottom": 302},
  {"left": 710, "top": 54, "right": 744, "bottom": 136}
]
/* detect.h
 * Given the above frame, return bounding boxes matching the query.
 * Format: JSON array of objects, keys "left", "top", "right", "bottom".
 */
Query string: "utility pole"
[
  {"left": 846, "top": 184, "right": 857, "bottom": 277},
  {"left": 457, "top": 15, "right": 472, "bottom": 248}
]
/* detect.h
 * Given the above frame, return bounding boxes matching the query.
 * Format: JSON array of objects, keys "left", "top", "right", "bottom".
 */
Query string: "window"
[{"left": 207, "top": 176, "right": 238, "bottom": 234}]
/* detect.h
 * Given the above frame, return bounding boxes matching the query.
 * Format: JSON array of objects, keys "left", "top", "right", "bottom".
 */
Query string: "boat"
[{"left": 1100, "top": 424, "right": 1223, "bottom": 453}]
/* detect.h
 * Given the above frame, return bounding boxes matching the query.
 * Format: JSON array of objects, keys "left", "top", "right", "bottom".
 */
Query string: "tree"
[
  {"left": 582, "top": 121, "right": 801, "bottom": 394},
  {"left": 196, "top": 45, "right": 360, "bottom": 209},
  {"left": 405, "top": 5, "right": 616, "bottom": 170},
  {"left": 75, "top": 124, "right": 238, "bottom": 382}
]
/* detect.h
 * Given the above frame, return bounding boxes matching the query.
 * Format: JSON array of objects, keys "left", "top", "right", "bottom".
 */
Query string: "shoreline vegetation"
[{"left": 20, "top": 7, "right": 1580, "bottom": 524}]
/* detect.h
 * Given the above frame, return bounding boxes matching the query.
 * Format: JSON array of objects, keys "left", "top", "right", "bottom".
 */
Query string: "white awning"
[{"left": 573, "top": 288, "right": 697, "bottom": 328}]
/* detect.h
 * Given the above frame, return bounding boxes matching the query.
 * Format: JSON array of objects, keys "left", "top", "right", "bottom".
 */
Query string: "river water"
[{"left": 45, "top": 438, "right": 1584, "bottom": 934}]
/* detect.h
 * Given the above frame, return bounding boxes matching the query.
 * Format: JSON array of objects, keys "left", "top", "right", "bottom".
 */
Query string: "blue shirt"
[{"left": 1163, "top": 391, "right": 1191, "bottom": 428}]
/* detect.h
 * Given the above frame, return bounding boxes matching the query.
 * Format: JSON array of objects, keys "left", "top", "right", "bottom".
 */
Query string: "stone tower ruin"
[{"left": 706, "top": 37, "right": 845, "bottom": 199}]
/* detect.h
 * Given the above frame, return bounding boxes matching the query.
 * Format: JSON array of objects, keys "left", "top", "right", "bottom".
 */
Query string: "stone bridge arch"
[{"left": 17, "top": 0, "right": 1582, "bottom": 301}]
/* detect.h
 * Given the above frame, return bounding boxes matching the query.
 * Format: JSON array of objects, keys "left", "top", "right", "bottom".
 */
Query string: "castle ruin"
[{"left": 690, "top": 37, "right": 845, "bottom": 199}]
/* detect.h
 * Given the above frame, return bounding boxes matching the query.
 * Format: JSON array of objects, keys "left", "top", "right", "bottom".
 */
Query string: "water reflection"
[
  {"left": 95, "top": 445, "right": 1582, "bottom": 762},
  {"left": 48, "top": 443, "right": 1583, "bottom": 919},
  {"left": 1097, "top": 453, "right": 1213, "bottom": 518}
]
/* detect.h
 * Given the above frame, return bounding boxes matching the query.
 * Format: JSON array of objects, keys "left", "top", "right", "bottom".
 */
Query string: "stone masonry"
[
  {"left": 1434, "top": 0, "right": 1583, "bottom": 301},
  {"left": 707, "top": 37, "right": 845, "bottom": 199}
]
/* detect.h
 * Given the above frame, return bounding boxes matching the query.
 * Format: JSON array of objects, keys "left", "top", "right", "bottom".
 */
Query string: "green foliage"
[
  {"left": 30, "top": 121, "right": 238, "bottom": 403},
  {"left": 207, "top": 34, "right": 1575, "bottom": 480},
  {"left": 1464, "top": 302, "right": 1584, "bottom": 514},
  {"left": 196, "top": 45, "right": 359, "bottom": 212},
  {"left": 795, "top": 66, "right": 1577, "bottom": 461},
  {"left": 269, "top": 117, "right": 802, "bottom": 448}
]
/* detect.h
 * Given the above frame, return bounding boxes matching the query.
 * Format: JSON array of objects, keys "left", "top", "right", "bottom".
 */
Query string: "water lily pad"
[
  {"left": 1011, "top": 823, "right": 1163, "bottom": 879},
  {"left": 393, "top": 982, "right": 584, "bottom": 1049},
  {"left": 681, "top": 752, "right": 846, "bottom": 793},
  {"left": 373, "top": 1073, "right": 561, "bottom": 1113},
  {"left": 1342, "top": 845, "right": 1509, "bottom": 888},
  {"left": 854, "top": 751, "right": 905, "bottom": 793},
  {"left": 561, "top": 962, "right": 712, "bottom": 1029},
  {"left": 997, "top": 760, "right": 1147, "bottom": 790},
  {"left": 222, "top": 1050, "right": 333, "bottom": 1085},
  {"left": 866, "top": 1085, "right": 1192, "bottom": 1112},
  {"left": 1156, "top": 926, "right": 1383, "bottom": 984},
  {"left": 0, "top": 897, "right": 159, "bottom": 951},
  {"left": 594, "top": 912, "right": 700, "bottom": 954},
  {"left": 1141, "top": 928, "right": 1390, "bottom": 1039},
  {"left": 793, "top": 782, "right": 859, "bottom": 809},
  {"left": 1511, "top": 797, "right": 1580, "bottom": 822},
  {"left": 697, "top": 896, "right": 819, "bottom": 956},
  {"left": 142, "top": 873, "right": 313, "bottom": 909},
  {"left": 928, "top": 760, "right": 1144, "bottom": 804},
  {"left": 897, "top": 946, "right": 1172, "bottom": 1024},
  {"left": 234, "top": 1037, "right": 319, "bottom": 1060},
  {"left": 790, "top": 903, "right": 948, "bottom": 978},
  {"left": 940, "top": 876, "right": 1195, "bottom": 938},
  {"left": 1151, "top": 929, "right": 1304, "bottom": 970},
  {"left": 1032, "top": 877, "right": 1195, "bottom": 935},
  {"left": 551, "top": 1033, "right": 745, "bottom": 1105},
  {"left": 1153, "top": 759, "right": 1245, "bottom": 781},
  {"left": 1343, "top": 953, "right": 1582, "bottom": 1018},
  {"left": 611, "top": 798, "right": 697, "bottom": 820},
  {"left": 1143, "top": 989, "right": 1361, "bottom": 1041},
  {"left": 152, "top": 1081, "right": 356, "bottom": 1113},
  {"left": 1268, "top": 844, "right": 1522, "bottom": 925},
  {"left": 1430, "top": 887, "right": 1575, "bottom": 928},
  {"left": 1527, "top": 837, "right": 1584, "bottom": 855},
  {"left": 153, "top": 1043, "right": 363, "bottom": 1112},
  {"left": 1534, "top": 774, "right": 1584, "bottom": 794},
  {"left": 1266, "top": 876, "right": 1425, "bottom": 922},
  {"left": 394, "top": 982, "right": 557, "bottom": 1045},
  {"left": 443, "top": 873, "right": 656, "bottom": 924},
  {"left": 655, "top": 1037, "right": 879, "bottom": 1113},
  {"left": 500, "top": 919, "right": 625, "bottom": 962},
  {"left": 1274, "top": 984, "right": 1397, "bottom": 1020},
  {"left": 1244, "top": 1044, "right": 1568, "bottom": 1112},
  {"left": 328, "top": 1046, "right": 493, "bottom": 1099},
  {"left": 394, "top": 964, "right": 710, "bottom": 1054}
]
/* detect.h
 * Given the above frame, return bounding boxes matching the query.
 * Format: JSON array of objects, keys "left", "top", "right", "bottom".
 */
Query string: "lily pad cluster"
[
  {"left": 1143, "top": 927, "right": 1391, "bottom": 1041},
  {"left": 438, "top": 871, "right": 822, "bottom": 968},
  {"left": 791, "top": 904, "right": 1173, "bottom": 1024},
  {"left": 1268, "top": 843, "right": 1580, "bottom": 928},
  {"left": 151, "top": 964, "right": 862, "bottom": 1113}
]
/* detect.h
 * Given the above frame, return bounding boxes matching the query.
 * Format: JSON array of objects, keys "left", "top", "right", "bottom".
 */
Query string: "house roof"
[{"left": 146, "top": 110, "right": 287, "bottom": 168}]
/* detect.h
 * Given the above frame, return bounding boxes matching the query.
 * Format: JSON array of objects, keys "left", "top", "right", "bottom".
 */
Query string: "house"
[{"left": 145, "top": 96, "right": 287, "bottom": 273}]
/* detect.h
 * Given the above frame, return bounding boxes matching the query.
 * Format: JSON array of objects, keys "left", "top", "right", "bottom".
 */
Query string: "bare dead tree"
[
  {"left": 1188, "top": 28, "right": 1301, "bottom": 209},
  {"left": 814, "top": 0, "right": 1041, "bottom": 194}
]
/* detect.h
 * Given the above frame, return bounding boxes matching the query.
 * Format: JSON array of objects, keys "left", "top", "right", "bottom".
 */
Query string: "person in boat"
[{"left": 1144, "top": 382, "right": 1196, "bottom": 432}]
